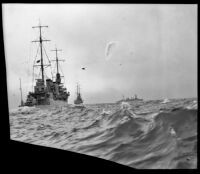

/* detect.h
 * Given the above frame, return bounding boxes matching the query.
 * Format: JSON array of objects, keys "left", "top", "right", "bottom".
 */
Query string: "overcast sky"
[{"left": 3, "top": 4, "right": 197, "bottom": 109}]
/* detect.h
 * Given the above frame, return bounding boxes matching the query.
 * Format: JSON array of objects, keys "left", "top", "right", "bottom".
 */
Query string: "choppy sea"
[{"left": 9, "top": 98, "right": 197, "bottom": 169}]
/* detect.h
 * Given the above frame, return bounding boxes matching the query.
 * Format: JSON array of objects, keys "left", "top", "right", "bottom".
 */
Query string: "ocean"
[{"left": 9, "top": 98, "right": 197, "bottom": 169}]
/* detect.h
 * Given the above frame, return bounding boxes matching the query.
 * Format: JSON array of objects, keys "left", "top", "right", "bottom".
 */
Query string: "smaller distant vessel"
[
  {"left": 19, "top": 78, "right": 24, "bottom": 107},
  {"left": 74, "top": 83, "right": 84, "bottom": 107},
  {"left": 116, "top": 94, "right": 143, "bottom": 104}
]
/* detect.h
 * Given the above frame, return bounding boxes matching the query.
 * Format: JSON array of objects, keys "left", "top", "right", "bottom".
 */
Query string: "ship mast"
[
  {"left": 51, "top": 47, "right": 65, "bottom": 74},
  {"left": 32, "top": 22, "right": 50, "bottom": 83},
  {"left": 19, "top": 78, "right": 23, "bottom": 106},
  {"left": 77, "top": 83, "right": 79, "bottom": 96},
  {"left": 76, "top": 83, "right": 81, "bottom": 96},
  {"left": 74, "top": 83, "right": 83, "bottom": 104}
]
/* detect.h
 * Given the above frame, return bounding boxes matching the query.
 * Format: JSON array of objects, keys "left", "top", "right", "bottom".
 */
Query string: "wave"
[
  {"left": 75, "top": 105, "right": 197, "bottom": 168},
  {"left": 9, "top": 98, "right": 197, "bottom": 169}
]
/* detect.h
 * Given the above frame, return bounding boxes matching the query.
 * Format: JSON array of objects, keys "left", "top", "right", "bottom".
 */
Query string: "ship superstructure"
[
  {"left": 116, "top": 94, "right": 143, "bottom": 104},
  {"left": 46, "top": 47, "right": 70, "bottom": 101},
  {"left": 24, "top": 22, "right": 70, "bottom": 106}
]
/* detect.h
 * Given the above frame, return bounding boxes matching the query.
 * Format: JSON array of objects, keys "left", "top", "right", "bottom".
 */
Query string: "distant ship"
[
  {"left": 74, "top": 83, "right": 84, "bottom": 106},
  {"left": 18, "top": 78, "right": 24, "bottom": 107},
  {"left": 116, "top": 94, "right": 143, "bottom": 104},
  {"left": 21, "top": 22, "right": 70, "bottom": 107}
]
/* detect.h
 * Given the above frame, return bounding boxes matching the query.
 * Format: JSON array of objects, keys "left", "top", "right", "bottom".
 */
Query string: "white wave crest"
[
  {"left": 161, "top": 98, "right": 170, "bottom": 104},
  {"left": 101, "top": 109, "right": 111, "bottom": 115},
  {"left": 120, "top": 102, "right": 131, "bottom": 110},
  {"left": 10, "top": 106, "right": 37, "bottom": 115},
  {"left": 186, "top": 103, "right": 198, "bottom": 110}
]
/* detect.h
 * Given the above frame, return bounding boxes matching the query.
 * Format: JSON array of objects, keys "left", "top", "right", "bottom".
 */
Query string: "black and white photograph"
[{"left": 3, "top": 4, "right": 197, "bottom": 169}]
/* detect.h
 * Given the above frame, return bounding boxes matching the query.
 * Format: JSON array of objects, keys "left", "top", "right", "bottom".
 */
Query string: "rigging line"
[
  {"left": 33, "top": 43, "right": 40, "bottom": 64},
  {"left": 39, "top": 68, "right": 41, "bottom": 79},
  {"left": 57, "top": 61, "right": 61, "bottom": 75},
  {"left": 44, "top": 70, "right": 47, "bottom": 79},
  {"left": 32, "top": 43, "right": 40, "bottom": 91},
  {"left": 47, "top": 72, "right": 51, "bottom": 80},
  {"left": 59, "top": 63, "right": 63, "bottom": 75},
  {"left": 43, "top": 44, "right": 54, "bottom": 80},
  {"left": 27, "top": 27, "right": 33, "bottom": 93},
  {"left": 50, "top": 63, "right": 54, "bottom": 80},
  {"left": 26, "top": 41, "right": 32, "bottom": 93},
  {"left": 44, "top": 69, "right": 50, "bottom": 80},
  {"left": 59, "top": 63, "right": 65, "bottom": 84},
  {"left": 42, "top": 64, "right": 52, "bottom": 79},
  {"left": 42, "top": 44, "right": 51, "bottom": 64},
  {"left": 32, "top": 65, "right": 34, "bottom": 92},
  {"left": 43, "top": 44, "right": 53, "bottom": 80},
  {"left": 52, "top": 63, "right": 56, "bottom": 81},
  {"left": 28, "top": 42, "right": 32, "bottom": 71},
  {"left": 53, "top": 63, "right": 56, "bottom": 73}
]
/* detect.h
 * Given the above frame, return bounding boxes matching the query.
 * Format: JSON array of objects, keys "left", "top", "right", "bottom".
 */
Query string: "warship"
[
  {"left": 74, "top": 83, "right": 84, "bottom": 106},
  {"left": 23, "top": 23, "right": 70, "bottom": 106},
  {"left": 116, "top": 94, "right": 143, "bottom": 104}
]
